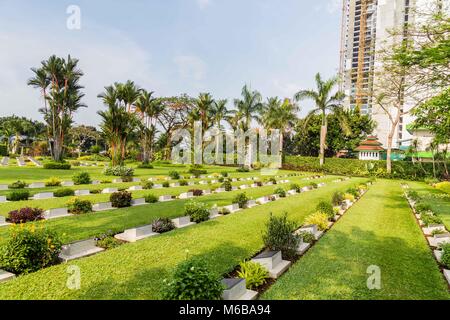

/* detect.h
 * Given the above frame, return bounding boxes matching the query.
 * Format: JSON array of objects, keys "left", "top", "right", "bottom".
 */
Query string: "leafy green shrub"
[
  {"left": 43, "top": 162, "right": 71, "bottom": 170},
  {"left": 179, "top": 180, "right": 188, "bottom": 186},
  {"left": 168, "top": 171, "right": 180, "bottom": 180},
  {"left": 7, "top": 207, "right": 43, "bottom": 224},
  {"left": 145, "top": 194, "right": 158, "bottom": 203},
  {"left": 0, "top": 225, "right": 62, "bottom": 274},
  {"left": 72, "top": 172, "right": 91, "bottom": 185},
  {"left": 274, "top": 187, "right": 286, "bottom": 198},
  {"left": 7, "top": 190, "right": 30, "bottom": 201},
  {"left": 67, "top": 198, "right": 93, "bottom": 214},
  {"left": 268, "top": 177, "right": 277, "bottom": 184},
  {"left": 189, "top": 189, "right": 203, "bottom": 197},
  {"left": 316, "top": 201, "right": 334, "bottom": 219},
  {"left": 236, "top": 166, "right": 250, "bottom": 172},
  {"left": 346, "top": 187, "right": 360, "bottom": 198},
  {"left": 54, "top": 188, "right": 75, "bottom": 198},
  {"left": 237, "top": 261, "right": 269, "bottom": 289},
  {"left": 331, "top": 191, "right": 344, "bottom": 206},
  {"left": 221, "top": 171, "right": 228, "bottom": 177},
  {"left": 95, "top": 232, "right": 122, "bottom": 250},
  {"left": 162, "top": 260, "right": 224, "bottom": 300},
  {"left": 221, "top": 180, "right": 232, "bottom": 191},
  {"left": 298, "top": 231, "right": 315, "bottom": 244},
  {"left": 309, "top": 182, "right": 318, "bottom": 189},
  {"left": 218, "top": 177, "right": 224, "bottom": 183},
  {"left": 304, "top": 212, "right": 329, "bottom": 231},
  {"left": 290, "top": 183, "right": 301, "bottom": 193},
  {"left": 162, "top": 181, "right": 170, "bottom": 188},
  {"left": 421, "top": 214, "right": 443, "bottom": 226},
  {"left": 406, "top": 190, "right": 420, "bottom": 201},
  {"left": 262, "top": 213, "right": 301, "bottom": 260},
  {"left": 70, "top": 160, "right": 81, "bottom": 167},
  {"left": 441, "top": 244, "right": 450, "bottom": 269},
  {"left": 152, "top": 217, "right": 176, "bottom": 233},
  {"left": 90, "top": 189, "right": 101, "bottom": 194},
  {"left": 121, "top": 176, "right": 133, "bottom": 183},
  {"left": 137, "top": 163, "right": 154, "bottom": 169},
  {"left": 344, "top": 193, "right": 355, "bottom": 202},
  {"left": 184, "top": 200, "right": 210, "bottom": 223},
  {"left": 219, "top": 207, "right": 231, "bottom": 215},
  {"left": 233, "top": 192, "right": 249, "bottom": 208},
  {"left": 45, "top": 177, "right": 61, "bottom": 187},
  {"left": 188, "top": 165, "right": 207, "bottom": 177},
  {"left": 142, "top": 181, "right": 154, "bottom": 189},
  {"left": 103, "top": 166, "right": 134, "bottom": 177},
  {"left": 110, "top": 191, "right": 132, "bottom": 208},
  {"left": 8, "top": 180, "right": 27, "bottom": 189},
  {"left": 415, "top": 203, "right": 432, "bottom": 214}
]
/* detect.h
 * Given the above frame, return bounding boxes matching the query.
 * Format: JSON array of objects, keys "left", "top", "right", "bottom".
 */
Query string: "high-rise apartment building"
[{"left": 339, "top": 0, "right": 444, "bottom": 149}]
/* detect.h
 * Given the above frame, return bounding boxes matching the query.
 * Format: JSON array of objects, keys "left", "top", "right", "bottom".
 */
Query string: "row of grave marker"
[{"left": 402, "top": 185, "right": 450, "bottom": 287}]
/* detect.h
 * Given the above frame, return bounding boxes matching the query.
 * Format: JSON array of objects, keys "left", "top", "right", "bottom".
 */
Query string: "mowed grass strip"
[
  {"left": 0, "top": 178, "right": 364, "bottom": 299},
  {"left": 0, "top": 175, "right": 330, "bottom": 245},
  {"left": 408, "top": 181, "right": 450, "bottom": 230},
  {"left": 262, "top": 180, "right": 450, "bottom": 300}
]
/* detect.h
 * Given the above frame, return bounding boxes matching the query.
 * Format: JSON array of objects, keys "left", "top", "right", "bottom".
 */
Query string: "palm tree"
[
  {"left": 211, "top": 99, "right": 229, "bottom": 128},
  {"left": 233, "top": 85, "right": 263, "bottom": 132},
  {"left": 135, "top": 90, "right": 163, "bottom": 163},
  {"left": 195, "top": 93, "right": 215, "bottom": 131},
  {"left": 294, "top": 73, "right": 347, "bottom": 166},
  {"left": 260, "top": 97, "right": 299, "bottom": 156}
]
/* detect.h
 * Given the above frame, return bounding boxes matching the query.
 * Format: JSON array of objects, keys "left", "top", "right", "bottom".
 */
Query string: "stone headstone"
[
  {"left": 91, "top": 180, "right": 100, "bottom": 185},
  {"left": 231, "top": 186, "right": 238, "bottom": 191},
  {"left": 44, "top": 208, "right": 71, "bottom": 220},
  {"left": 209, "top": 207, "right": 221, "bottom": 219},
  {"left": 188, "top": 182, "right": 195, "bottom": 186},
  {"left": 93, "top": 202, "right": 114, "bottom": 212},
  {"left": 179, "top": 192, "right": 194, "bottom": 199},
  {"left": 0, "top": 196, "right": 6, "bottom": 203},
  {"left": 0, "top": 269, "right": 15, "bottom": 283},
  {"left": 159, "top": 195, "right": 173, "bottom": 202},
  {"left": 287, "top": 190, "right": 297, "bottom": 196},
  {"left": 132, "top": 178, "right": 141, "bottom": 182},
  {"left": 239, "top": 185, "right": 248, "bottom": 190},
  {"left": 75, "top": 190, "right": 90, "bottom": 196},
  {"left": 128, "top": 185, "right": 143, "bottom": 191},
  {"left": 444, "top": 269, "right": 450, "bottom": 286},
  {"left": 101, "top": 188, "right": 118, "bottom": 194},
  {"left": 256, "top": 196, "right": 270, "bottom": 204},
  {"left": 223, "top": 203, "right": 240, "bottom": 213},
  {"left": 251, "top": 251, "right": 291, "bottom": 279},
  {"left": 29, "top": 182, "right": 45, "bottom": 189},
  {"left": 0, "top": 216, "right": 10, "bottom": 227},
  {"left": 170, "top": 183, "right": 180, "bottom": 187},
  {"left": 211, "top": 180, "right": 218, "bottom": 184},
  {"left": 131, "top": 198, "right": 146, "bottom": 206},
  {"left": 246, "top": 200, "right": 257, "bottom": 208},
  {"left": 153, "top": 184, "right": 163, "bottom": 189},
  {"left": 203, "top": 189, "right": 212, "bottom": 195},
  {"left": 422, "top": 224, "right": 446, "bottom": 236},
  {"left": 112, "top": 178, "right": 123, "bottom": 183},
  {"left": 221, "top": 278, "right": 258, "bottom": 300},
  {"left": 32, "top": 192, "right": 54, "bottom": 200},
  {"left": 28, "top": 157, "right": 42, "bottom": 167},
  {"left": 231, "top": 178, "right": 238, "bottom": 182},
  {"left": 199, "top": 181, "right": 207, "bottom": 185},
  {"left": 215, "top": 188, "right": 226, "bottom": 193},
  {"left": 61, "top": 181, "right": 74, "bottom": 187},
  {"left": 172, "top": 216, "right": 195, "bottom": 228},
  {"left": 250, "top": 183, "right": 258, "bottom": 188},
  {"left": 296, "top": 224, "right": 323, "bottom": 240},
  {"left": 0, "top": 184, "right": 8, "bottom": 190},
  {"left": 115, "top": 225, "right": 158, "bottom": 242},
  {"left": 59, "top": 239, "right": 104, "bottom": 262}
]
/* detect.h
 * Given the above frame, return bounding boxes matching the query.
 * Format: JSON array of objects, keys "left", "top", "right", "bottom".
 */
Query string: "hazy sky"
[{"left": 0, "top": 0, "right": 342, "bottom": 127}]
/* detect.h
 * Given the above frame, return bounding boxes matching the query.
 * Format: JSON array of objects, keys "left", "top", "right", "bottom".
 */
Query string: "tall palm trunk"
[{"left": 319, "top": 112, "right": 327, "bottom": 167}]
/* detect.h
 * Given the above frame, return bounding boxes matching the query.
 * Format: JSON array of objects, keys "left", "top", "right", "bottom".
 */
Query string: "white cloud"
[
  {"left": 326, "top": 0, "right": 341, "bottom": 14},
  {"left": 196, "top": 0, "right": 211, "bottom": 10},
  {"left": 0, "top": 26, "right": 163, "bottom": 126},
  {"left": 174, "top": 55, "right": 207, "bottom": 82}
]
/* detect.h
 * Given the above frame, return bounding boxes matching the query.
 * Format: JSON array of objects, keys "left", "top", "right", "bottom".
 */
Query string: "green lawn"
[
  {"left": 0, "top": 174, "right": 328, "bottom": 245},
  {"left": 407, "top": 181, "right": 450, "bottom": 230},
  {"left": 0, "top": 178, "right": 364, "bottom": 299},
  {"left": 262, "top": 180, "right": 450, "bottom": 300}
]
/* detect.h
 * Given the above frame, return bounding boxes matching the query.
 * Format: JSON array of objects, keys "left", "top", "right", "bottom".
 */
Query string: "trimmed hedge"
[
  {"left": 43, "top": 162, "right": 71, "bottom": 170},
  {"left": 284, "top": 156, "right": 447, "bottom": 180}
]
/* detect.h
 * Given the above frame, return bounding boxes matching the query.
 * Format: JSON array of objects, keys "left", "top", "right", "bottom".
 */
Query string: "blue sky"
[{"left": 0, "top": 0, "right": 342, "bottom": 126}]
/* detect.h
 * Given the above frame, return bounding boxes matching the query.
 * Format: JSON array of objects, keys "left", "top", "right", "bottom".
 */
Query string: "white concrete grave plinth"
[
  {"left": 295, "top": 224, "right": 323, "bottom": 240},
  {"left": 287, "top": 190, "right": 297, "bottom": 196},
  {"left": 433, "top": 250, "right": 442, "bottom": 262},
  {"left": 223, "top": 203, "right": 240, "bottom": 213},
  {"left": 172, "top": 216, "right": 195, "bottom": 228},
  {"left": 101, "top": 188, "right": 118, "bottom": 194},
  {"left": 296, "top": 237, "right": 311, "bottom": 255},
  {"left": 93, "top": 202, "right": 114, "bottom": 212},
  {"left": 91, "top": 180, "right": 101, "bottom": 185},
  {"left": 221, "top": 278, "right": 258, "bottom": 300},
  {"left": 444, "top": 269, "right": 450, "bottom": 286},
  {"left": 0, "top": 184, "right": 8, "bottom": 190},
  {"left": 132, "top": 178, "right": 141, "bottom": 182},
  {"left": 203, "top": 190, "right": 212, "bottom": 195},
  {"left": 159, "top": 195, "right": 173, "bottom": 202},
  {"left": 246, "top": 200, "right": 257, "bottom": 208},
  {"left": 153, "top": 184, "right": 163, "bottom": 189},
  {"left": 44, "top": 208, "right": 72, "bottom": 220},
  {"left": 112, "top": 178, "right": 123, "bottom": 183},
  {"left": 115, "top": 225, "right": 158, "bottom": 242},
  {"left": 131, "top": 198, "right": 147, "bottom": 206},
  {"left": 0, "top": 196, "right": 6, "bottom": 203},
  {"left": 256, "top": 196, "right": 270, "bottom": 205},
  {"left": 427, "top": 233, "right": 450, "bottom": 247},
  {"left": 59, "top": 239, "right": 104, "bottom": 262},
  {"left": 75, "top": 190, "right": 90, "bottom": 196},
  {"left": 422, "top": 224, "right": 446, "bottom": 236},
  {"left": 209, "top": 207, "right": 221, "bottom": 219},
  {"left": 199, "top": 181, "right": 207, "bottom": 185},
  {"left": 29, "top": 182, "right": 45, "bottom": 189},
  {"left": 0, "top": 269, "right": 15, "bottom": 283},
  {"left": 215, "top": 188, "right": 226, "bottom": 193},
  {"left": 170, "top": 183, "right": 180, "bottom": 187},
  {"left": 231, "top": 186, "right": 238, "bottom": 191},
  {"left": 128, "top": 186, "right": 143, "bottom": 191},
  {"left": 239, "top": 185, "right": 249, "bottom": 190},
  {"left": 251, "top": 251, "right": 291, "bottom": 279},
  {"left": 0, "top": 216, "right": 10, "bottom": 227},
  {"left": 61, "top": 181, "right": 74, "bottom": 187},
  {"left": 179, "top": 192, "right": 194, "bottom": 199},
  {"left": 32, "top": 192, "right": 54, "bottom": 200}
]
